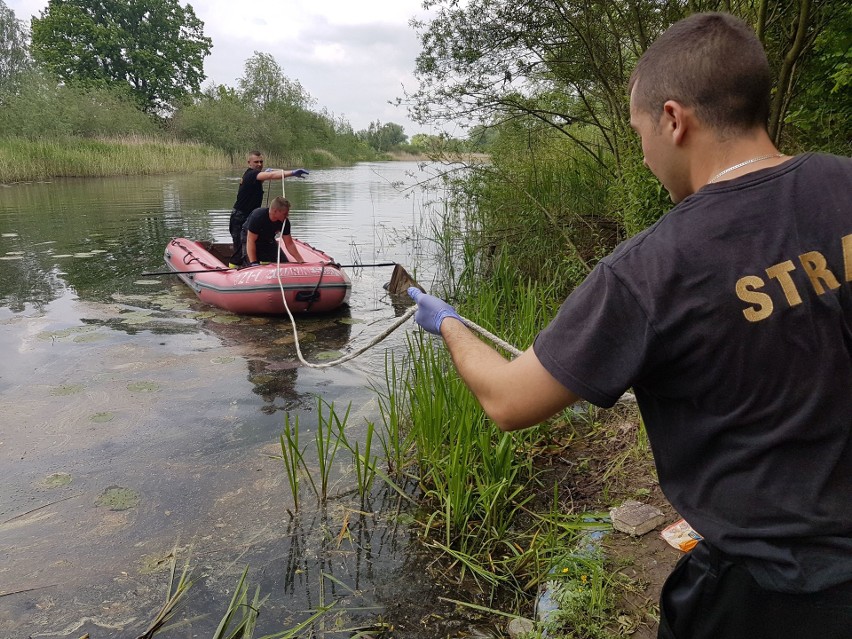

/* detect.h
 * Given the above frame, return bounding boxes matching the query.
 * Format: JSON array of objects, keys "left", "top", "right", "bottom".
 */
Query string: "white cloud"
[{"left": 6, "top": 0, "right": 440, "bottom": 136}]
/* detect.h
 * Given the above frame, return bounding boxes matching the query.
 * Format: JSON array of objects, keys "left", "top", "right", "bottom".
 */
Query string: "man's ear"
[{"left": 661, "top": 99, "right": 690, "bottom": 145}]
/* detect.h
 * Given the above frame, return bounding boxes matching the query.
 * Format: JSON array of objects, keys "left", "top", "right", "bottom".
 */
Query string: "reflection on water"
[{"left": 0, "top": 164, "right": 471, "bottom": 637}]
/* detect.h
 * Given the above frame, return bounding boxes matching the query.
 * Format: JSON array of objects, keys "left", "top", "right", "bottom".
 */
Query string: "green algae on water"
[
  {"left": 73, "top": 332, "right": 107, "bottom": 343},
  {"left": 51, "top": 384, "right": 85, "bottom": 396},
  {"left": 43, "top": 472, "right": 72, "bottom": 488},
  {"left": 37, "top": 326, "right": 97, "bottom": 341},
  {"left": 96, "top": 485, "right": 140, "bottom": 511}
]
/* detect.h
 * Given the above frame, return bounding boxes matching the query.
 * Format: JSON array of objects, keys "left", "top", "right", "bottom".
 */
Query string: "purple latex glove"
[
  {"left": 407, "top": 287, "right": 462, "bottom": 335},
  {"left": 291, "top": 168, "right": 309, "bottom": 178}
]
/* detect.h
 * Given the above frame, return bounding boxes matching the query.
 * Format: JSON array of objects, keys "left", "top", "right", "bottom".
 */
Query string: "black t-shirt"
[
  {"left": 534, "top": 153, "right": 852, "bottom": 593},
  {"left": 241, "top": 207, "right": 291, "bottom": 261},
  {"left": 232, "top": 169, "right": 264, "bottom": 214}
]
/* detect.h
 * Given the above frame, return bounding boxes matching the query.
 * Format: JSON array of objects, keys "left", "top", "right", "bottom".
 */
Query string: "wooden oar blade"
[{"left": 384, "top": 264, "right": 424, "bottom": 296}]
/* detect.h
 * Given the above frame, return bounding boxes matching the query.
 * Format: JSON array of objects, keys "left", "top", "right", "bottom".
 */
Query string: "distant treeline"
[{"left": 0, "top": 1, "right": 490, "bottom": 181}]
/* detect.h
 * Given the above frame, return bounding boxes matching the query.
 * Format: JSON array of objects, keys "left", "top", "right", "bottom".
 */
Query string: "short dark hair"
[
  {"left": 629, "top": 12, "right": 771, "bottom": 135},
  {"left": 247, "top": 150, "right": 263, "bottom": 159},
  {"left": 270, "top": 196, "right": 291, "bottom": 211}
]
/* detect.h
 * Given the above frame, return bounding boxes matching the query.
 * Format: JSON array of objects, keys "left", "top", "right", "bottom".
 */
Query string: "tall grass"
[
  {"left": 365, "top": 146, "right": 653, "bottom": 633},
  {"left": 0, "top": 136, "right": 231, "bottom": 183},
  {"left": 447, "top": 125, "right": 629, "bottom": 297}
]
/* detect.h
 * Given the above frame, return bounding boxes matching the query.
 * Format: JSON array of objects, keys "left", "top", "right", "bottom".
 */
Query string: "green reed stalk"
[
  {"left": 374, "top": 352, "right": 411, "bottom": 482},
  {"left": 351, "top": 421, "right": 377, "bottom": 502},
  {"left": 314, "top": 398, "right": 349, "bottom": 503},
  {"left": 212, "top": 566, "right": 267, "bottom": 639},
  {"left": 278, "top": 413, "right": 317, "bottom": 511}
]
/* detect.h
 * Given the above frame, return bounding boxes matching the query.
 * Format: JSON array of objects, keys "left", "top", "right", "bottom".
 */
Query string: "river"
[{"left": 0, "top": 163, "right": 470, "bottom": 638}]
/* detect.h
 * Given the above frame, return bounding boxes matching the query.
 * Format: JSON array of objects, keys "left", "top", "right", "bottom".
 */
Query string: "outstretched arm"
[
  {"left": 409, "top": 289, "right": 580, "bottom": 431},
  {"left": 440, "top": 319, "right": 580, "bottom": 430},
  {"left": 258, "top": 168, "right": 309, "bottom": 182}
]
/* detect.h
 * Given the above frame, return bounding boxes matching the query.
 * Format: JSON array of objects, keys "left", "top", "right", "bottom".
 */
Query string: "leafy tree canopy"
[
  {"left": 358, "top": 120, "right": 407, "bottom": 151},
  {"left": 408, "top": 0, "right": 845, "bottom": 164},
  {"left": 238, "top": 51, "right": 313, "bottom": 112},
  {"left": 0, "top": 0, "right": 32, "bottom": 94},
  {"left": 30, "top": 0, "right": 212, "bottom": 113}
]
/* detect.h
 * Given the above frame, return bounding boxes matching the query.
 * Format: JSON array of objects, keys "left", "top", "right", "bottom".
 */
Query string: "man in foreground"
[
  {"left": 241, "top": 197, "right": 305, "bottom": 266},
  {"left": 409, "top": 12, "right": 851, "bottom": 638},
  {"left": 228, "top": 150, "right": 308, "bottom": 266}
]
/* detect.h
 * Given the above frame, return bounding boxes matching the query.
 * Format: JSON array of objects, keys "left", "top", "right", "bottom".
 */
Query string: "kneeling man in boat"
[{"left": 241, "top": 196, "right": 306, "bottom": 266}]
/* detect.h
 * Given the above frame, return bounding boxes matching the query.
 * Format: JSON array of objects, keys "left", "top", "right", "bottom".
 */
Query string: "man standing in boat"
[
  {"left": 241, "top": 197, "right": 306, "bottom": 266},
  {"left": 228, "top": 150, "right": 308, "bottom": 266}
]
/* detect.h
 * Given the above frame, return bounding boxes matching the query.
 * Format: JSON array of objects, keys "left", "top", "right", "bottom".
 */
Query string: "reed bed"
[
  {"left": 263, "top": 143, "right": 649, "bottom": 635},
  {"left": 360, "top": 157, "right": 649, "bottom": 633},
  {"left": 0, "top": 136, "right": 230, "bottom": 182}
]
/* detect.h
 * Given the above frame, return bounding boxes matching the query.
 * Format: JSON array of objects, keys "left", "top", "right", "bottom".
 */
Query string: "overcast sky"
[{"left": 7, "top": 0, "right": 444, "bottom": 137}]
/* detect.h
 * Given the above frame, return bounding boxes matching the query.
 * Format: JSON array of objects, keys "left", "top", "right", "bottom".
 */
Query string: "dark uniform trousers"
[
  {"left": 658, "top": 542, "right": 852, "bottom": 638},
  {"left": 229, "top": 209, "right": 250, "bottom": 264}
]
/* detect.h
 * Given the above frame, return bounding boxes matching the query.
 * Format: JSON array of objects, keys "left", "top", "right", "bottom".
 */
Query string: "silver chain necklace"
[{"left": 708, "top": 153, "right": 784, "bottom": 184}]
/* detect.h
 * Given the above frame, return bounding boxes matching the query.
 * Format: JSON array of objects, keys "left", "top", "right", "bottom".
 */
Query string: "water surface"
[{"left": 0, "top": 163, "right": 470, "bottom": 637}]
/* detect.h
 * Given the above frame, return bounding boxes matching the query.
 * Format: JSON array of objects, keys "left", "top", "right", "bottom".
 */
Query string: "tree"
[
  {"left": 238, "top": 51, "right": 313, "bottom": 111},
  {"left": 171, "top": 84, "right": 254, "bottom": 162},
  {"left": 749, "top": 0, "right": 847, "bottom": 146},
  {"left": 408, "top": 0, "right": 687, "bottom": 172},
  {"left": 358, "top": 120, "right": 407, "bottom": 151},
  {"left": 0, "top": 0, "right": 31, "bottom": 94},
  {"left": 30, "top": 0, "right": 212, "bottom": 113},
  {"left": 408, "top": 0, "right": 843, "bottom": 168}
]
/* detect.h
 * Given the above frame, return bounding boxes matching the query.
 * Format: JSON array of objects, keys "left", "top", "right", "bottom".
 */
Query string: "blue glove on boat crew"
[
  {"left": 407, "top": 287, "right": 462, "bottom": 335},
  {"left": 291, "top": 168, "right": 309, "bottom": 178}
]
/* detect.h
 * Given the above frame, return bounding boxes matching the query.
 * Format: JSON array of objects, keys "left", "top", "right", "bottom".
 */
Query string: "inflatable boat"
[{"left": 163, "top": 238, "right": 351, "bottom": 314}]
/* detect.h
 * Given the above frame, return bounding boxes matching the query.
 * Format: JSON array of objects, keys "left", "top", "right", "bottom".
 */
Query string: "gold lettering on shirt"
[
  {"left": 765, "top": 260, "right": 802, "bottom": 306},
  {"left": 736, "top": 276, "right": 774, "bottom": 322},
  {"left": 798, "top": 251, "right": 840, "bottom": 295},
  {"left": 843, "top": 234, "right": 852, "bottom": 282},
  {"left": 736, "top": 233, "right": 851, "bottom": 322}
]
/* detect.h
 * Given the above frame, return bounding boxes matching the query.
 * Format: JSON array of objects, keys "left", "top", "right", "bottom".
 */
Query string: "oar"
[
  {"left": 335, "top": 262, "right": 397, "bottom": 268},
  {"left": 140, "top": 262, "right": 398, "bottom": 276},
  {"left": 140, "top": 268, "right": 235, "bottom": 276}
]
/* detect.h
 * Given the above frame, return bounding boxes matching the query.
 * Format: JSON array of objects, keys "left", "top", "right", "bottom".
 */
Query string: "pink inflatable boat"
[{"left": 163, "top": 238, "right": 351, "bottom": 314}]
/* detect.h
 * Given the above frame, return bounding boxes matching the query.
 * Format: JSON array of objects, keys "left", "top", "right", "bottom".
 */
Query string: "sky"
[{"left": 6, "top": 0, "right": 444, "bottom": 137}]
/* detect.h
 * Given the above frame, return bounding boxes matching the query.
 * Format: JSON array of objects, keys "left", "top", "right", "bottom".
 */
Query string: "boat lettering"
[{"left": 233, "top": 267, "right": 325, "bottom": 285}]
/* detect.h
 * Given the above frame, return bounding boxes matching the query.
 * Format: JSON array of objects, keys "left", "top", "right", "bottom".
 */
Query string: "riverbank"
[
  {"left": 0, "top": 137, "right": 389, "bottom": 184},
  {"left": 0, "top": 136, "right": 232, "bottom": 183},
  {"left": 385, "top": 149, "right": 490, "bottom": 163}
]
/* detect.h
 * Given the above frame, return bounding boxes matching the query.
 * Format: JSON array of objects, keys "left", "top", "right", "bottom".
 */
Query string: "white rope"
[
  {"left": 273, "top": 172, "right": 418, "bottom": 369},
  {"left": 271, "top": 172, "right": 636, "bottom": 402}
]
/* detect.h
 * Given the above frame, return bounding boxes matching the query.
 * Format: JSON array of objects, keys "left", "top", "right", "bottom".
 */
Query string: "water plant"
[
  {"left": 211, "top": 566, "right": 267, "bottom": 639},
  {"left": 374, "top": 352, "right": 412, "bottom": 483},
  {"left": 136, "top": 545, "right": 193, "bottom": 639},
  {"left": 344, "top": 421, "right": 378, "bottom": 504},
  {"left": 278, "top": 413, "right": 312, "bottom": 512},
  {"left": 313, "top": 399, "right": 349, "bottom": 503}
]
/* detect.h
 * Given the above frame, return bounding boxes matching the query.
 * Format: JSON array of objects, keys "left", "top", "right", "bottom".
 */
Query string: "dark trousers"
[
  {"left": 228, "top": 209, "right": 249, "bottom": 264},
  {"left": 658, "top": 542, "right": 852, "bottom": 639}
]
